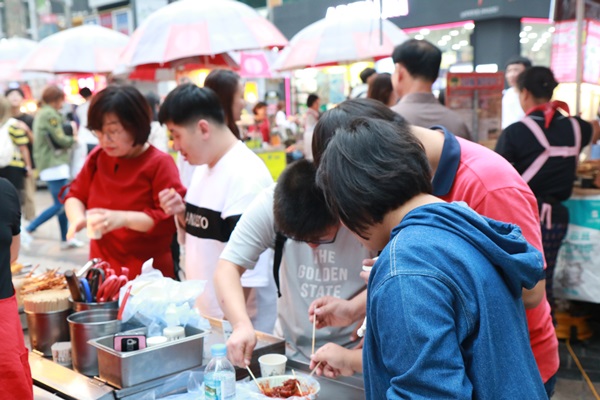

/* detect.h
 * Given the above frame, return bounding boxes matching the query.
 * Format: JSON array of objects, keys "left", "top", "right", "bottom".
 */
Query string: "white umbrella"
[
  {"left": 21, "top": 25, "right": 129, "bottom": 74},
  {"left": 274, "top": 8, "right": 408, "bottom": 71},
  {"left": 119, "top": 0, "right": 288, "bottom": 70},
  {"left": 0, "top": 38, "right": 51, "bottom": 82}
]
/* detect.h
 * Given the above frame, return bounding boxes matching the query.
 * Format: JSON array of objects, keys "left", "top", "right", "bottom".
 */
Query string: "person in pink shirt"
[{"left": 309, "top": 99, "right": 558, "bottom": 397}]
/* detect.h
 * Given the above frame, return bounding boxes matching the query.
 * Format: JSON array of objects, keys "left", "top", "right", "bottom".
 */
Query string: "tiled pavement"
[{"left": 17, "top": 189, "right": 600, "bottom": 400}]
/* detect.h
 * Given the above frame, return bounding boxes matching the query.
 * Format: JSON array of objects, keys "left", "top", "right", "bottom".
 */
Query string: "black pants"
[{"left": 0, "top": 166, "right": 25, "bottom": 204}]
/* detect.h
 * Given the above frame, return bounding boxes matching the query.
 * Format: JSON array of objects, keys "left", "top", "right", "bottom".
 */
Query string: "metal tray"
[{"left": 89, "top": 325, "right": 208, "bottom": 388}]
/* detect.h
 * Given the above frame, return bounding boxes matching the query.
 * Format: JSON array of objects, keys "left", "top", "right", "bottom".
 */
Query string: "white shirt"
[
  {"left": 502, "top": 87, "right": 525, "bottom": 129},
  {"left": 75, "top": 101, "right": 98, "bottom": 145},
  {"left": 183, "top": 141, "right": 276, "bottom": 331}
]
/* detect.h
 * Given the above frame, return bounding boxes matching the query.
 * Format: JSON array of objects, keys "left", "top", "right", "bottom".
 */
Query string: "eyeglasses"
[
  {"left": 283, "top": 228, "right": 339, "bottom": 245},
  {"left": 92, "top": 121, "right": 127, "bottom": 141}
]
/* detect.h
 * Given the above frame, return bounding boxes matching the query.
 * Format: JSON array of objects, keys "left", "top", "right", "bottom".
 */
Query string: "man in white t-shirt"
[
  {"left": 215, "top": 160, "right": 375, "bottom": 366},
  {"left": 157, "top": 84, "right": 277, "bottom": 333},
  {"left": 502, "top": 56, "right": 531, "bottom": 129}
]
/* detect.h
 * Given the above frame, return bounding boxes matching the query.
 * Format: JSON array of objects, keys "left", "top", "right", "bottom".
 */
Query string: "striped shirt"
[{"left": 8, "top": 124, "right": 28, "bottom": 168}]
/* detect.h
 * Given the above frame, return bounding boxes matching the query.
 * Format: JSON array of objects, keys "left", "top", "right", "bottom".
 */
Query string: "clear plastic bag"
[{"left": 119, "top": 258, "right": 208, "bottom": 331}]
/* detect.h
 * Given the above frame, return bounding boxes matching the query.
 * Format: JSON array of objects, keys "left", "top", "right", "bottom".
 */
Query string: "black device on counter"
[{"left": 114, "top": 333, "right": 147, "bottom": 352}]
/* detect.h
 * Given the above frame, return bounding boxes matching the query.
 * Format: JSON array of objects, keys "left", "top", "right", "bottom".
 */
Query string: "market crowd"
[{"left": 2, "top": 38, "right": 596, "bottom": 399}]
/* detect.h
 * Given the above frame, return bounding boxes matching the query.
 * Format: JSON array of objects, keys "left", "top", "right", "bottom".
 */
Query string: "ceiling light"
[
  {"left": 450, "top": 30, "right": 459, "bottom": 36},
  {"left": 415, "top": 34, "right": 424, "bottom": 40},
  {"left": 520, "top": 38, "right": 529, "bottom": 44},
  {"left": 452, "top": 44, "right": 461, "bottom": 50},
  {"left": 548, "top": 26, "right": 555, "bottom": 32},
  {"left": 442, "top": 35, "right": 451, "bottom": 41},
  {"left": 542, "top": 32, "right": 552, "bottom": 38},
  {"left": 523, "top": 25, "right": 532, "bottom": 31},
  {"left": 464, "top": 22, "right": 475, "bottom": 30},
  {"left": 528, "top": 33, "right": 538, "bottom": 39},
  {"left": 459, "top": 40, "right": 468, "bottom": 46},
  {"left": 520, "top": 32, "right": 527, "bottom": 38},
  {"left": 420, "top": 28, "right": 430, "bottom": 35}
]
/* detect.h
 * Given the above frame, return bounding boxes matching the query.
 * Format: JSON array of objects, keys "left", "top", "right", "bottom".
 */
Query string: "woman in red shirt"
[{"left": 65, "top": 86, "right": 186, "bottom": 278}]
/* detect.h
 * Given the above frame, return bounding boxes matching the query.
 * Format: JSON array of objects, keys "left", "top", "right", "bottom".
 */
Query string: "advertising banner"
[{"left": 446, "top": 72, "right": 504, "bottom": 146}]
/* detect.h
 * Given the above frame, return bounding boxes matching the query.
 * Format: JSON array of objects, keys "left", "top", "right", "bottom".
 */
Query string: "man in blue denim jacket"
[{"left": 316, "top": 117, "right": 547, "bottom": 399}]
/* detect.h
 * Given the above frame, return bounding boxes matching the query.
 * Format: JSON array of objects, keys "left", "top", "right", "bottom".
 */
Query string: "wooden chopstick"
[
  {"left": 312, "top": 314, "right": 316, "bottom": 355},
  {"left": 246, "top": 365, "right": 263, "bottom": 393},
  {"left": 309, "top": 361, "right": 322, "bottom": 377},
  {"left": 292, "top": 369, "right": 304, "bottom": 396}
]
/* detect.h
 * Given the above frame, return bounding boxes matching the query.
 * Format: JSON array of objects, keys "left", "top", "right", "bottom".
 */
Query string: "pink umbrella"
[
  {"left": 274, "top": 11, "right": 409, "bottom": 71},
  {"left": 21, "top": 25, "right": 129, "bottom": 74},
  {"left": 119, "top": 0, "right": 288, "bottom": 70}
]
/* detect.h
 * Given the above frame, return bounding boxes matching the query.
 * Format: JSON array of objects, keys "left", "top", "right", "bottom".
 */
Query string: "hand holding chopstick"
[{"left": 312, "top": 312, "right": 317, "bottom": 355}]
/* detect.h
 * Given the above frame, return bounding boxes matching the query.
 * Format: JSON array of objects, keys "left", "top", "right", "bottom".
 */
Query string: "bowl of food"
[{"left": 242, "top": 374, "right": 320, "bottom": 399}]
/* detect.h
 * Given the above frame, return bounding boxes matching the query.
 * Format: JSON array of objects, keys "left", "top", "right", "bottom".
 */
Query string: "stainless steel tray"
[{"left": 89, "top": 325, "right": 208, "bottom": 388}]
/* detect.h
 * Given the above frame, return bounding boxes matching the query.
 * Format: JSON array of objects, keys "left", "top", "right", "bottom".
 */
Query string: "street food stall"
[{"left": 14, "top": 259, "right": 364, "bottom": 399}]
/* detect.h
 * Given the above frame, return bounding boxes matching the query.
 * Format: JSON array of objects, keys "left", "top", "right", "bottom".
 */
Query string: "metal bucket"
[
  {"left": 25, "top": 309, "right": 71, "bottom": 356},
  {"left": 67, "top": 309, "right": 121, "bottom": 376},
  {"left": 69, "top": 298, "right": 119, "bottom": 312}
]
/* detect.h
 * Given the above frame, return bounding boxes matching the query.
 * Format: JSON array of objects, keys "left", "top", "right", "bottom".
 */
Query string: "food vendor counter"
[
  {"left": 554, "top": 187, "right": 600, "bottom": 303},
  {"left": 30, "top": 329, "right": 365, "bottom": 399}
]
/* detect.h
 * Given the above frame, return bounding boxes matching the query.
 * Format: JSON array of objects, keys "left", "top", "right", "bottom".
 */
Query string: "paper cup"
[
  {"left": 51, "top": 341, "right": 72, "bottom": 367},
  {"left": 86, "top": 213, "right": 103, "bottom": 240},
  {"left": 163, "top": 326, "right": 185, "bottom": 341},
  {"left": 258, "top": 353, "right": 287, "bottom": 377}
]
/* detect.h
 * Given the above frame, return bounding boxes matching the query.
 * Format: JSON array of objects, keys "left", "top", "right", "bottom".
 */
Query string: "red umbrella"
[{"left": 119, "top": 0, "right": 288, "bottom": 70}]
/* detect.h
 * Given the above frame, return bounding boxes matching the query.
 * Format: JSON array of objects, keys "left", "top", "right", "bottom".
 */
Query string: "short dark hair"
[
  {"left": 312, "top": 98, "right": 406, "bottom": 166},
  {"left": 307, "top": 94, "right": 319, "bottom": 108},
  {"left": 359, "top": 67, "right": 377, "bottom": 83},
  {"left": 41, "top": 85, "right": 65, "bottom": 104},
  {"left": 367, "top": 72, "right": 394, "bottom": 105},
  {"left": 145, "top": 92, "right": 160, "bottom": 121},
  {"left": 87, "top": 85, "right": 152, "bottom": 146},
  {"left": 516, "top": 66, "right": 558, "bottom": 100},
  {"left": 505, "top": 56, "right": 532, "bottom": 69},
  {"left": 274, "top": 159, "right": 338, "bottom": 241},
  {"left": 316, "top": 118, "right": 432, "bottom": 238},
  {"left": 5, "top": 87, "right": 24, "bottom": 98},
  {"left": 158, "top": 84, "right": 225, "bottom": 127},
  {"left": 253, "top": 101, "right": 267, "bottom": 115},
  {"left": 79, "top": 87, "right": 92, "bottom": 99},
  {"left": 204, "top": 69, "right": 242, "bottom": 139},
  {"left": 392, "top": 39, "right": 441, "bottom": 82}
]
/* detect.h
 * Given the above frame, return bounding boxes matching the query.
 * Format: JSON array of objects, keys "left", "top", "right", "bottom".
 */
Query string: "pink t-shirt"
[{"left": 433, "top": 129, "right": 558, "bottom": 383}]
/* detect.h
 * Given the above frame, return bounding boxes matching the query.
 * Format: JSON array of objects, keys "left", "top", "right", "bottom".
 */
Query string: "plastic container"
[
  {"left": 204, "top": 344, "right": 236, "bottom": 400},
  {"left": 25, "top": 309, "right": 71, "bottom": 356},
  {"left": 67, "top": 309, "right": 121, "bottom": 376}
]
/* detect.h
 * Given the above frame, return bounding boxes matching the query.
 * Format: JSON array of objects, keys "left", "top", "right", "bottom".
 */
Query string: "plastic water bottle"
[{"left": 204, "top": 344, "right": 236, "bottom": 400}]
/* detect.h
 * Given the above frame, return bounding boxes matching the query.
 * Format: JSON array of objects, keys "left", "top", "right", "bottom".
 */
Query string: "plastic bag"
[{"left": 119, "top": 258, "right": 208, "bottom": 330}]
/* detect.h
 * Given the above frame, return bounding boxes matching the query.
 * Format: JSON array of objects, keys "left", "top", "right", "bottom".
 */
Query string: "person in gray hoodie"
[{"left": 315, "top": 117, "right": 547, "bottom": 399}]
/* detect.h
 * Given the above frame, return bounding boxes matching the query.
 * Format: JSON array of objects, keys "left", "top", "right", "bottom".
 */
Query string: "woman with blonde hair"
[{"left": 0, "top": 97, "right": 32, "bottom": 203}]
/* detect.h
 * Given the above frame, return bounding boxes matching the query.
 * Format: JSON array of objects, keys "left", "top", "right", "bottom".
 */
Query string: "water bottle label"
[
  {"left": 205, "top": 380, "right": 219, "bottom": 400},
  {"left": 205, "top": 377, "right": 235, "bottom": 400}
]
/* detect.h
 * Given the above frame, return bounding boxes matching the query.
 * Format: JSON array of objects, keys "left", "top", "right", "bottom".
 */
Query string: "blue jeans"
[
  {"left": 27, "top": 179, "right": 68, "bottom": 242},
  {"left": 544, "top": 374, "right": 557, "bottom": 398}
]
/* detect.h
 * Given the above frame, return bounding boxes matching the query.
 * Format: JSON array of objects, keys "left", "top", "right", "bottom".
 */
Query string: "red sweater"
[{"left": 67, "top": 146, "right": 186, "bottom": 278}]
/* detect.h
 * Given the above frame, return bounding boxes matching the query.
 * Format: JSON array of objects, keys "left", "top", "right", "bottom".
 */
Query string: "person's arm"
[
  {"left": 10, "top": 235, "right": 20, "bottom": 263},
  {"left": 310, "top": 290, "right": 366, "bottom": 329},
  {"left": 474, "top": 188, "right": 545, "bottom": 308},
  {"left": 18, "top": 145, "right": 32, "bottom": 174},
  {"left": 310, "top": 344, "right": 362, "bottom": 378},
  {"left": 45, "top": 115, "right": 75, "bottom": 148},
  {"left": 65, "top": 197, "right": 87, "bottom": 240},
  {"left": 86, "top": 208, "right": 155, "bottom": 234},
  {"left": 214, "top": 259, "right": 256, "bottom": 367},
  {"left": 372, "top": 275, "right": 471, "bottom": 398}
]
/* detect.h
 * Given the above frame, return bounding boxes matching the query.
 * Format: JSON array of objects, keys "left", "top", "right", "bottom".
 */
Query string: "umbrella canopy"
[
  {"left": 0, "top": 38, "right": 39, "bottom": 81},
  {"left": 274, "top": 13, "right": 409, "bottom": 71},
  {"left": 119, "top": 0, "right": 288, "bottom": 69},
  {"left": 21, "top": 25, "right": 129, "bottom": 74}
]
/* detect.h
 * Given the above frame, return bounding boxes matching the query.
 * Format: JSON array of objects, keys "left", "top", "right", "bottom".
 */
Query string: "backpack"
[{"left": 0, "top": 118, "right": 17, "bottom": 168}]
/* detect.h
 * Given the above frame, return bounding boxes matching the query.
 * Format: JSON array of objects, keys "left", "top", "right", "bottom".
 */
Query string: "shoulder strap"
[{"left": 273, "top": 232, "right": 287, "bottom": 298}]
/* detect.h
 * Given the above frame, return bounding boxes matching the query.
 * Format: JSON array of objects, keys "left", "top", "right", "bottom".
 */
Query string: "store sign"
[{"left": 325, "top": 0, "right": 409, "bottom": 20}]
